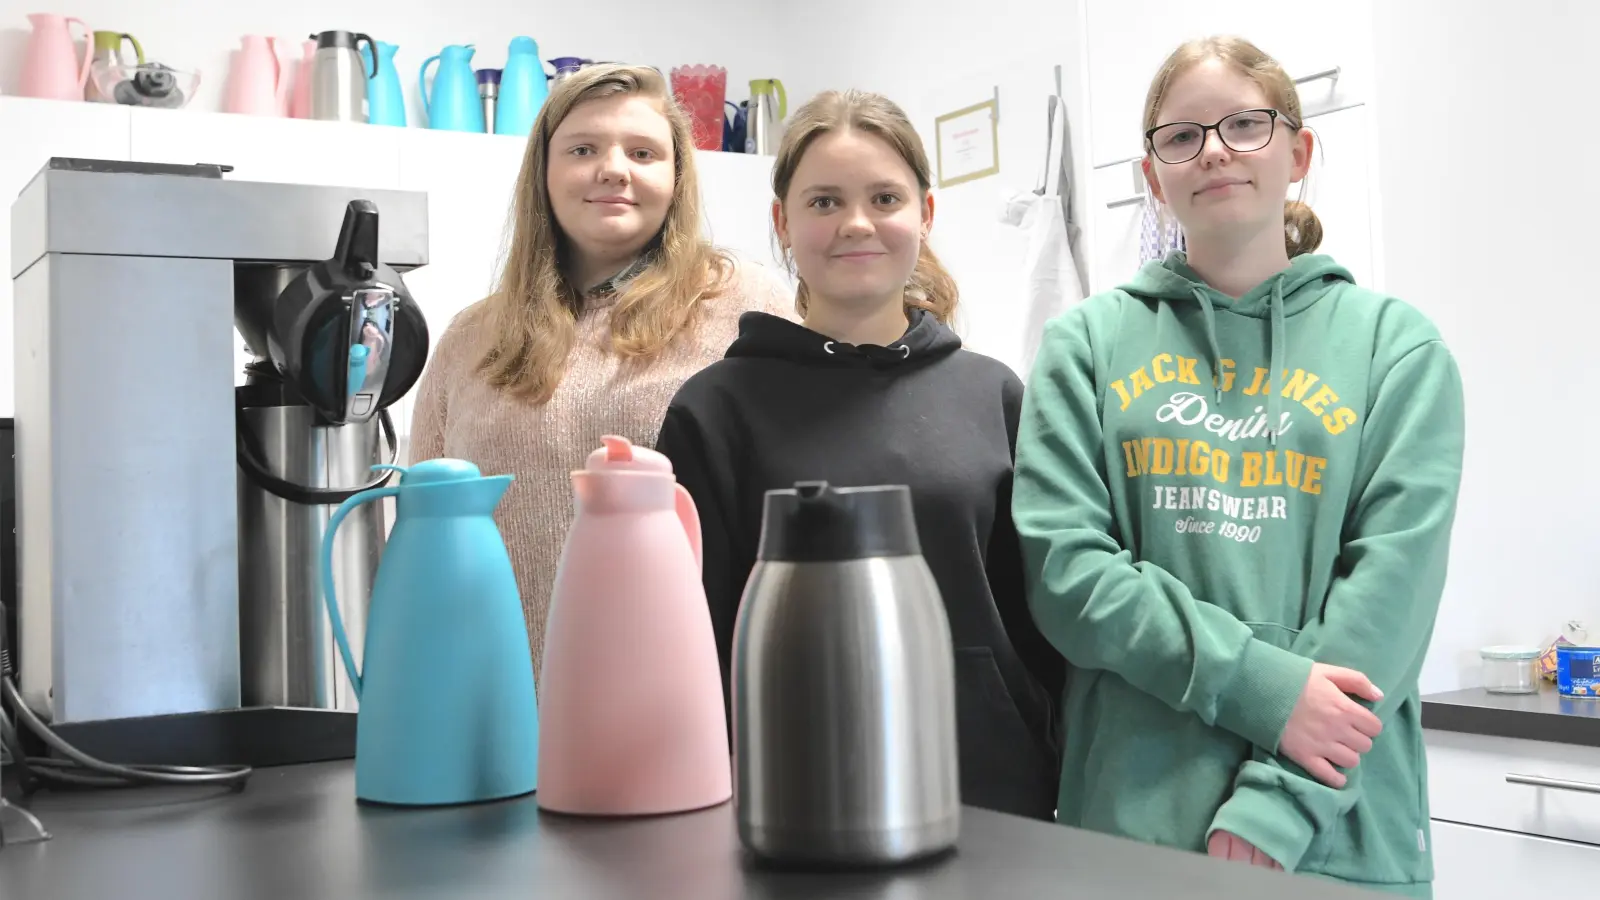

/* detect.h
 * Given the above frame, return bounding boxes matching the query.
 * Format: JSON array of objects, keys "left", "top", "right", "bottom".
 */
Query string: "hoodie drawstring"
[
  {"left": 1266, "top": 277, "right": 1286, "bottom": 447},
  {"left": 819, "top": 337, "right": 913, "bottom": 361},
  {"left": 1191, "top": 288, "right": 1225, "bottom": 405},
  {"left": 1192, "top": 279, "right": 1288, "bottom": 447}
]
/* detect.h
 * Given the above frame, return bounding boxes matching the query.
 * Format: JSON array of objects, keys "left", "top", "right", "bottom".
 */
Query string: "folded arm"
[
  {"left": 1208, "top": 339, "right": 1466, "bottom": 872},
  {"left": 1013, "top": 313, "right": 1315, "bottom": 752}
]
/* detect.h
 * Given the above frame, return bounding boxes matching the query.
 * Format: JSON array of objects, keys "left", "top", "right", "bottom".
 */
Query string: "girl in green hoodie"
[{"left": 1012, "top": 36, "right": 1465, "bottom": 898}]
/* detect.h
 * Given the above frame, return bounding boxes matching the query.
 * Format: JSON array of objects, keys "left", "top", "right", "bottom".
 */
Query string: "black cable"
[{"left": 0, "top": 602, "right": 251, "bottom": 791}]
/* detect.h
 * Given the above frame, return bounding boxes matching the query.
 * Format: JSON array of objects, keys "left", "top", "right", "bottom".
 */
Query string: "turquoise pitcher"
[
  {"left": 419, "top": 43, "right": 484, "bottom": 132},
  {"left": 321, "top": 459, "right": 538, "bottom": 806},
  {"left": 496, "top": 36, "right": 548, "bottom": 137},
  {"left": 362, "top": 40, "right": 406, "bottom": 127}
]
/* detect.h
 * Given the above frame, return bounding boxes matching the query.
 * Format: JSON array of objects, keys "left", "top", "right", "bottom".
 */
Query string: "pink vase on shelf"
[
  {"left": 670, "top": 64, "right": 728, "bottom": 152},
  {"left": 289, "top": 39, "right": 315, "bottom": 118},
  {"left": 19, "top": 13, "right": 93, "bottom": 101},
  {"left": 223, "top": 35, "right": 287, "bottom": 116},
  {"left": 536, "top": 435, "right": 732, "bottom": 817}
]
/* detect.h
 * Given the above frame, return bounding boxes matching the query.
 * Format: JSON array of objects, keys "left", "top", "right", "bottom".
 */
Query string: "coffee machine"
[{"left": 8, "top": 158, "right": 429, "bottom": 768}]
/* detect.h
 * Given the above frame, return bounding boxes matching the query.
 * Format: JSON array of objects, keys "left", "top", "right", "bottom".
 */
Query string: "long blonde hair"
[
  {"left": 1143, "top": 36, "right": 1323, "bottom": 257},
  {"left": 771, "top": 89, "right": 959, "bottom": 324},
  {"left": 478, "top": 63, "right": 733, "bottom": 402}
]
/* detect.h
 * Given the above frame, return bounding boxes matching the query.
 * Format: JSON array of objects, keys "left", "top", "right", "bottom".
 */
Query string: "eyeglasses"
[{"left": 1144, "top": 109, "right": 1290, "bottom": 165}]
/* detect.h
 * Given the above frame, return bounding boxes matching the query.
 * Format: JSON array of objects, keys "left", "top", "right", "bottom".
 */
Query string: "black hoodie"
[{"left": 655, "top": 308, "right": 1064, "bottom": 821}]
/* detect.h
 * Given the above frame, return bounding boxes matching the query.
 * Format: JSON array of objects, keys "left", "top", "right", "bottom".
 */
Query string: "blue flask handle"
[{"left": 320, "top": 463, "right": 409, "bottom": 699}]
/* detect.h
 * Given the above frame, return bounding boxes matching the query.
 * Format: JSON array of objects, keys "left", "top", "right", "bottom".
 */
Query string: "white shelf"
[{"left": 0, "top": 95, "right": 786, "bottom": 421}]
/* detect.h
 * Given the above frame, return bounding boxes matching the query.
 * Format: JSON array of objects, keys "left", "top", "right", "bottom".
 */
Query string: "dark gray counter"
[
  {"left": 0, "top": 761, "right": 1378, "bottom": 899},
  {"left": 1422, "top": 686, "right": 1600, "bottom": 747}
]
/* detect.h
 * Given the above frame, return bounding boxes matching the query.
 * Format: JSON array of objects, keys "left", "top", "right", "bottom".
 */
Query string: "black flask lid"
[{"left": 756, "top": 481, "right": 921, "bottom": 562}]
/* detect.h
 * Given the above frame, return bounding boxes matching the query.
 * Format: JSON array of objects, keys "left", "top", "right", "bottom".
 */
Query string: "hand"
[
  {"left": 1280, "top": 663, "right": 1384, "bottom": 788},
  {"left": 1208, "top": 830, "right": 1282, "bottom": 870}
]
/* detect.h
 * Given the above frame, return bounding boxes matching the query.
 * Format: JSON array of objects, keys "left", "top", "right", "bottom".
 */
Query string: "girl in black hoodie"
[{"left": 654, "top": 89, "right": 1063, "bottom": 821}]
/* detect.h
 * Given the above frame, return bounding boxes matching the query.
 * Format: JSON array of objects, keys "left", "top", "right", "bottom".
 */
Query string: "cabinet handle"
[
  {"left": 1293, "top": 67, "right": 1342, "bottom": 87},
  {"left": 1505, "top": 773, "right": 1600, "bottom": 795}
]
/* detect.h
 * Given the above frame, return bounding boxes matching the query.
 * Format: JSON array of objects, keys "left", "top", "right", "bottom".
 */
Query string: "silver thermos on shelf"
[
  {"left": 478, "top": 68, "right": 501, "bottom": 131},
  {"left": 732, "top": 481, "right": 960, "bottom": 866},
  {"left": 309, "top": 30, "right": 377, "bottom": 123},
  {"left": 744, "top": 78, "right": 787, "bottom": 156}
]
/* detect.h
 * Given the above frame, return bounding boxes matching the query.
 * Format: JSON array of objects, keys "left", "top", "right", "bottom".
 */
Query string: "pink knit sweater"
[{"left": 407, "top": 260, "right": 793, "bottom": 681}]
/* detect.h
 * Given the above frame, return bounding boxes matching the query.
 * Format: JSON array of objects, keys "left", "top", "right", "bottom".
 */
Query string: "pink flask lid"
[{"left": 583, "top": 435, "right": 673, "bottom": 474}]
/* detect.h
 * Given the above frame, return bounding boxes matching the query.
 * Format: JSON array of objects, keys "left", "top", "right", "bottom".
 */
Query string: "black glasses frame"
[{"left": 1144, "top": 108, "right": 1291, "bottom": 164}]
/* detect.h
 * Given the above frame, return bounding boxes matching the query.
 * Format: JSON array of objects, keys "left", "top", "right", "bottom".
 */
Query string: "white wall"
[
  {"left": 0, "top": 0, "right": 786, "bottom": 129},
  {"left": 1373, "top": 1, "right": 1600, "bottom": 692}
]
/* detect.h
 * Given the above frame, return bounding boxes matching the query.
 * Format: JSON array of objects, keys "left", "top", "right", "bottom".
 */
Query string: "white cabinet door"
[
  {"left": 1296, "top": 103, "right": 1376, "bottom": 289},
  {"left": 1083, "top": 0, "right": 1374, "bottom": 166},
  {"left": 696, "top": 149, "right": 786, "bottom": 273},
  {"left": 129, "top": 107, "right": 402, "bottom": 190},
  {"left": 1086, "top": 160, "right": 1147, "bottom": 294},
  {"left": 1426, "top": 728, "right": 1600, "bottom": 846},
  {"left": 1432, "top": 819, "right": 1600, "bottom": 899},
  {"left": 0, "top": 97, "right": 134, "bottom": 416}
]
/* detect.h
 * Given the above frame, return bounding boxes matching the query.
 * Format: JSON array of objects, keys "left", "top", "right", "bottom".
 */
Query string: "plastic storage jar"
[{"left": 1480, "top": 646, "right": 1543, "bottom": 694}]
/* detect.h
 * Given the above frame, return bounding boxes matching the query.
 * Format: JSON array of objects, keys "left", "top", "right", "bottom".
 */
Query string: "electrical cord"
[{"left": 0, "top": 601, "right": 252, "bottom": 791}]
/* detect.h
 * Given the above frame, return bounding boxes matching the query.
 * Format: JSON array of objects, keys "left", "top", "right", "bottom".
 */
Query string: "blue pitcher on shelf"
[
  {"left": 420, "top": 44, "right": 484, "bottom": 132},
  {"left": 722, "top": 100, "right": 747, "bottom": 153},
  {"left": 362, "top": 40, "right": 406, "bottom": 127},
  {"left": 495, "top": 35, "right": 548, "bottom": 137},
  {"left": 320, "top": 458, "right": 539, "bottom": 806}
]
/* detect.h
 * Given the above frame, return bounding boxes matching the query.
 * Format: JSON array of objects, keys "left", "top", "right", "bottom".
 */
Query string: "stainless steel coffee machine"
[{"left": 8, "top": 158, "right": 429, "bottom": 768}]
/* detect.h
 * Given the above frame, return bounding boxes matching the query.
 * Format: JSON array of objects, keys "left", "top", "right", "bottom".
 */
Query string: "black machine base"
[{"left": 39, "top": 707, "right": 356, "bottom": 770}]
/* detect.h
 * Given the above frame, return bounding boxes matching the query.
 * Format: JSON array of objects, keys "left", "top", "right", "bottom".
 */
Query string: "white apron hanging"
[{"left": 999, "top": 90, "right": 1085, "bottom": 382}]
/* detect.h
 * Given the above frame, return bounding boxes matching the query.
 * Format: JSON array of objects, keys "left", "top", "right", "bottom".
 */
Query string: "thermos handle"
[
  {"left": 419, "top": 54, "right": 440, "bottom": 118},
  {"left": 321, "top": 474, "right": 406, "bottom": 699},
  {"left": 674, "top": 484, "right": 703, "bottom": 574},
  {"left": 267, "top": 36, "right": 285, "bottom": 105},
  {"left": 66, "top": 17, "right": 92, "bottom": 90},
  {"left": 772, "top": 78, "right": 787, "bottom": 120},
  {"left": 355, "top": 33, "right": 378, "bottom": 79}
]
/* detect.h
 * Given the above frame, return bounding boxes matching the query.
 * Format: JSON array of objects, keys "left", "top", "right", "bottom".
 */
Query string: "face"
[
  {"left": 546, "top": 93, "right": 676, "bottom": 262},
  {"left": 1143, "top": 58, "right": 1312, "bottom": 241},
  {"left": 773, "top": 129, "right": 933, "bottom": 313}
]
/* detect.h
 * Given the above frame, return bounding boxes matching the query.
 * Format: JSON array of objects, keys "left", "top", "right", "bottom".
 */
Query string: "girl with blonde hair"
[
  {"left": 409, "top": 63, "right": 790, "bottom": 679},
  {"left": 1013, "top": 36, "right": 1463, "bottom": 896}
]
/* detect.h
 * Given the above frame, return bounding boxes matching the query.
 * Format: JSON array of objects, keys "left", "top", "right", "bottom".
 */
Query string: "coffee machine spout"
[
  {"left": 335, "top": 199, "right": 381, "bottom": 281},
  {"left": 267, "top": 198, "right": 430, "bottom": 427}
]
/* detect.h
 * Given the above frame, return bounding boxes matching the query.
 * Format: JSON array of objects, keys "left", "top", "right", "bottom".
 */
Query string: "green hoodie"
[{"left": 1013, "top": 253, "right": 1465, "bottom": 897}]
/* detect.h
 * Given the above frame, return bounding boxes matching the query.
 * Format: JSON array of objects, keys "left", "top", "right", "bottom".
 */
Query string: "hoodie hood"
[
  {"left": 1116, "top": 252, "right": 1354, "bottom": 446},
  {"left": 725, "top": 307, "right": 962, "bottom": 370}
]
